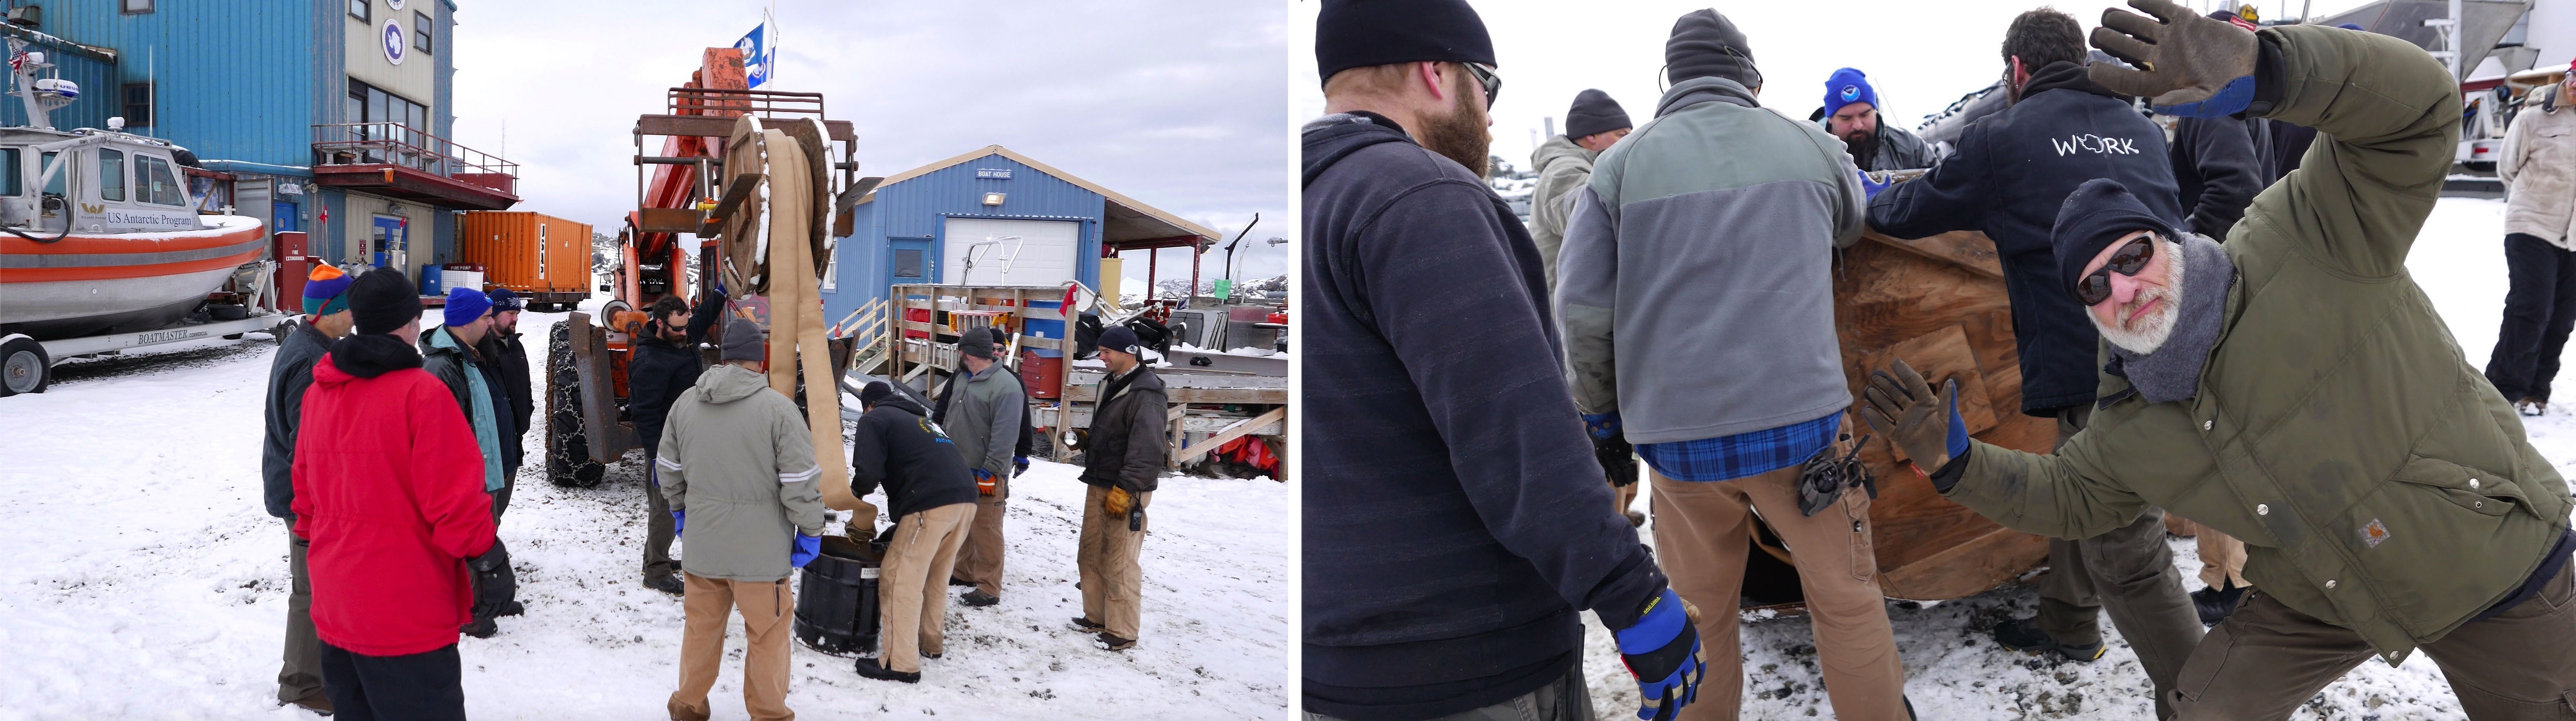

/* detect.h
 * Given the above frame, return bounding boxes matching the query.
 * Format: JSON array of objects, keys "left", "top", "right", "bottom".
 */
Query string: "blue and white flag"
[{"left": 735, "top": 12, "right": 775, "bottom": 89}]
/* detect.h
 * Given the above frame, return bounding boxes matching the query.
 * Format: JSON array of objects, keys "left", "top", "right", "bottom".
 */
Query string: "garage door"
[{"left": 941, "top": 217, "right": 1079, "bottom": 287}]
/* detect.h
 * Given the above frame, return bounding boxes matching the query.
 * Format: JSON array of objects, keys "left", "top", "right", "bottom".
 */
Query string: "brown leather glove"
[
  {"left": 2088, "top": 0, "right": 2260, "bottom": 109},
  {"left": 1858, "top": 358, "right": 1963, "bottom": 473}
]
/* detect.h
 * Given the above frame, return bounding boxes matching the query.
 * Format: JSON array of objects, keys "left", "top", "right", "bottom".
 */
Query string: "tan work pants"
[
  {"left": 1649, "top": 465, "right": 1908, "bottom": 721},
  {"left": 669, "top": 574, "right": 795, "bottom": 721},
  {"left": 1078, "top": 485, "right": 1153, "bottom": 640},
  {"left": 2172, "top": 560, "right": 2576, "bottom": 719},
  {"left": 951, "top": 476, "right": 1007, "bottom": 596},
  {"left": 879, "top": 503, "right": 974, "bottom": 674}
]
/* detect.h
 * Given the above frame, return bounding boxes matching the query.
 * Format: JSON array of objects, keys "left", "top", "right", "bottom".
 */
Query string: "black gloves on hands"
[
  {"left": 1858, "top": 358, "right": 1964, "bottom": 473},
  {"left": 466, "top": 538, "right": 525, "bottom": 635},
  {"left": 2087, "top": 0, "right": 2260, "bottom": 110},
  {"left": 1597, "top": 435, "right": 1640, "bottom": 488}
]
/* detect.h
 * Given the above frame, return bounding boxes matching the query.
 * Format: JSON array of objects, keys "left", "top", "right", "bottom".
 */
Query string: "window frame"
[
  {"left": 121, "top": 83, "right": 151, "bottom": 127},
  {"left": 122, "top": 0, "right": 154, "bottom": 14},
  {"left": 96, "top": 148, "right": 126, "bottom": 203},
  {"left": 136, "top": 154, "right": 184, "bottom": 207},
  {"left": 0, "top": 148, "right": 24, "bottom": 197},
  {"left": 413, "top": 11, "right": 433, "bottom": 54},
  {"left": 349, "top": 0, "right": 368, "bottom": 22}
]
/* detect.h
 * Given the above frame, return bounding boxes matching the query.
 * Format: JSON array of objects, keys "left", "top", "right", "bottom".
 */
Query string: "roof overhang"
[
  {"left": 858, "top": 145, "right": 1220, "bottom": 250},
  {"left": 313, "top": 164, "right": 520, "bottom": 211}
]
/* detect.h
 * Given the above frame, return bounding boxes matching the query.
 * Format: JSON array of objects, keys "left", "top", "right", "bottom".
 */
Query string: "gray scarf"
[{"left": 2107, "top": 232, "right": 2236, "bottom": 404}]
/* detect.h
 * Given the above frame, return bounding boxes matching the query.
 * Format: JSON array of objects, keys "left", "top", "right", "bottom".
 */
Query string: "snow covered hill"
[
  {"left": 1569, "top": 197, "right": 2566, "bottom": 720},
  {"left": 0, "top": 310, "right": 1289, "bottom": 719}
]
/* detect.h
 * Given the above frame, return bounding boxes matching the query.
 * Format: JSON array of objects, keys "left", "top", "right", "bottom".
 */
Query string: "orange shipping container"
[{"left": 457, "top": 211, "right": 594, "bottom": 296}]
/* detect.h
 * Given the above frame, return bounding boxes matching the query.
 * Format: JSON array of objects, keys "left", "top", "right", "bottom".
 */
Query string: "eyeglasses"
[
  {"left": 1464, "top": 62, "right": 1501, "bottom": 107},
  {"left": 2074, "top": 235, "right": 2157, "bottom": 306}
]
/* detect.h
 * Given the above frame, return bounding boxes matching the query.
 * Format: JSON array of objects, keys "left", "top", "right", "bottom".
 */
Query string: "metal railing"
[
  {"left": 666, "top": 87, "right": 826, "bottom": 119},
  {"left": 310, "top": 122, "right": 520, "bottom": 191}
]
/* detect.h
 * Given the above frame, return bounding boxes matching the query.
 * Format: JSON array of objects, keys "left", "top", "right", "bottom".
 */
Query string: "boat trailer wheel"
[{"left": 0, "top": 337, "right": 50, "bottom": 397}]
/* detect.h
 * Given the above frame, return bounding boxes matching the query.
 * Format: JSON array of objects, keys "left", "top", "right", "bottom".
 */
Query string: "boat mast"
[{"left": 7, "top": 37, "right": 50, "bottom": 130}]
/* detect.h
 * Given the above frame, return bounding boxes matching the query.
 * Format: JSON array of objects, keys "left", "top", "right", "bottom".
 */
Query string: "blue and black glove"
[
  {"left": 2087, "top": 0, "right": 2261, "bottom": 117},
  {"left": 1582, "top": 413, "right": 1622, "bottom": 441},
  {"left": 789, "top": 533, "right": 821, "bottom": 568},
  {"left": 1615, "top": 588, "right": 1707, "bottom": 721},
  {"left": 1858, "top": 358, "right": 1967, "bottom": 474},
  {"left": 1013, "top": 456, "right": 1030, "bottom": 477},
  {"left": 672, "top": 510, "right": 686, "bottom": 538},
  {"left": 1857, "top": 169, "right": 1892, "bottom": 200}
]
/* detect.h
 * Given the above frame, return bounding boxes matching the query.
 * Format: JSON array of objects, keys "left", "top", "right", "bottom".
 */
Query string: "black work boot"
[
  {"left": 1991, "top": 616, "right": 2104, "bottom": 662},
  {"left": 461, "top": 616, "right": 498, "bottom": 639},
  {"left": 643, "top": 573, "right": 685, "bottom": 595},
  {"left": 1072, "top": 616, "right": 1105, "bottom": 631},
  {"left": 855, "top": 657, "right": 921, "bottom": 683},
  {"left": 2193, "top": 582, "right": 2248, "bottom": 626},
  {"left": 960, "top": 590, "right": 999, "bottom": 607}
]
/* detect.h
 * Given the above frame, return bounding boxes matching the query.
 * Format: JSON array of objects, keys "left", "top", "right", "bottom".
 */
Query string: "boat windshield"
[
  {"left": 97, "top": 148, "right": 124, "bottom": 202},
  {"left": 0, "top": 148, "right": 19, "bottom": 197},
  {"left": 40, "top": 151, "right": 61, "bottom": 196},
  {"left": 137, "top": 155, "right": 182, "bottom": 207}
]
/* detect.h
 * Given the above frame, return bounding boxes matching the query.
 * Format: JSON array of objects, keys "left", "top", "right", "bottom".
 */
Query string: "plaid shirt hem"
[{"left": 1637, "top": 411, "right": 1840, "bottom": 482}]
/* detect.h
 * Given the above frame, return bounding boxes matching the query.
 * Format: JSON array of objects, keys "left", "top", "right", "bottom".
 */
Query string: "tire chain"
[{"left": 546, "top": 322, "right": 606, "bottom": 487}]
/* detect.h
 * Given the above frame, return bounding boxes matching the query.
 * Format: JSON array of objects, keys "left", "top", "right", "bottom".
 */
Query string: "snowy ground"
[
  {"left": 0, "top": 308, "right": 1289, "bottom": 719},
  {"left": 1564, "top": 197, "right": 2573, "bottom": 720}
]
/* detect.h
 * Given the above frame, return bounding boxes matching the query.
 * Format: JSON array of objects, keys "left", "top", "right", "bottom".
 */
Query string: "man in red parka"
[{"left": 292, "top": 268, "right": 511, "bottom": 720}]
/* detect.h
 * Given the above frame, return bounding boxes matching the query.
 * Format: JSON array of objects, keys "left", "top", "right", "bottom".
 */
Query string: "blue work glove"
[
  {"left": 2151, "top": 76, "right": 2256, "bottom": 118},
  {"left": 1857, "top": 169, "right": 1891, "bottom": 200},
  {"left": 789, "top": 533, "right": 821, "bottom": 568},
  {"left": 1614, "top": 588, "right": 1707, "bottom": 721},
  {"left": 1582, "top": 413, "right": 1623, "bottom": 441},
  {"left": 672, "top": 510, "right": 685, "bottom": 538},
  {"left": 1013, "top": 456, "right": 1031, "bottom": 477}
]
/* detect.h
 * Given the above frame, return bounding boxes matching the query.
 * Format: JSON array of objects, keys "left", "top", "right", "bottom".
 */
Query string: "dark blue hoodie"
[
  {"left": 1301, "top": 111, "right": 1667, "bottom": 720},
  {"left": 1867, "top": 60, "right": 2188, "bottom": 416}
]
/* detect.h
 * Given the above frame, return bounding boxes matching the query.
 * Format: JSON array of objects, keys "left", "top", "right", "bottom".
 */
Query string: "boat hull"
[{"left": 0, "top": 215, "right": 267, "bottom": 340}]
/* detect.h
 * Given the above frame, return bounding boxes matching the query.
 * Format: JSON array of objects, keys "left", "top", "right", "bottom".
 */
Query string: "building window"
[
  {"left": 121, "top": 83, "right": 150, "bottom": 127},
  {"left": 122, "top": 0, "right": 153, "bottom": 14},
  {"left": 414, "top": 12, "right": 433, "bottom": 54},
  {"left": 96, "top": 149, "right": 125, "bottom": 202},
  {"left": 348, "top": 0, "right": 368, "bottom": 22},
  {"left": 893, "top": 249, "right": 925, "bottom": 279}
]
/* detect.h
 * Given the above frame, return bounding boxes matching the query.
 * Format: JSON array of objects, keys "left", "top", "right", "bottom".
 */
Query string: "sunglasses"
[
  {"left": 1463, "top": 62, "right": 1501, "bottom": 107},
  {"left": 2074, "top": 235, "right": 2157, "bottom": 306}
]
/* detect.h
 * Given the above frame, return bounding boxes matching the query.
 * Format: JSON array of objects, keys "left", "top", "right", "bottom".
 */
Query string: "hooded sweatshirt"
[
  {"left": 654, "top": 363, "right": 825, "bottom": 582},
  {"left": 1302, "top": 110, "right": 1668, "bottom": 720},
  {"left": 421, "top": 327, "right": 510, "bottom": 491},
  {"left": 1524, "top": 134, "right": 1598, "bottom": 291},
  {"left": 292, "top": 333, "right": 495, "bottom": 656},
  {"left": 850, "top": 393, "right": 978, "bottom": 521}
]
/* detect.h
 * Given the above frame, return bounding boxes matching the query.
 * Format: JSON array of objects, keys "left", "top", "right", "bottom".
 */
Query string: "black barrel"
[{"left": 793, "top": 535, "right": 883, "bottom": 656}]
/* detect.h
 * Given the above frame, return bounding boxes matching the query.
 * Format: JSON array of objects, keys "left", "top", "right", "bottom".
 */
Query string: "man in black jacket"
[
  {"left": 2168, "top": 114, "right": 2265, "bottom": 239},
  {"left": 482, "top": 288, "right": 535, "bottom": 470},
  {"left": 848, "top": 382, "right": 979, "bottom": 684},
  {"left": 628, "top": 294, "right": 708, "bottom": 595},
  {"left": 1302, "top": 2, "right": 1703, "bottom": 720},
  {"left": 260, "top": 265, "right": 355, "bottom": 714},
  {"left": 1074, "top": 327, "right": 1165, "bottom": 652},
  {"left": 1863, "top": 9, "right": 2203, "bottom": 715}
]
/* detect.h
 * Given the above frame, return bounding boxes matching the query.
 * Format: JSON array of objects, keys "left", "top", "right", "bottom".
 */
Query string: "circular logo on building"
[
  {"left": 1840, "top": 84, "right": 1860, "bottom": 102},
  {"left": 382, "top": 20, "right": 406, "bottom": 65},
  {"left": 388, "top": 0, "right": 405, "bottom": 9}
]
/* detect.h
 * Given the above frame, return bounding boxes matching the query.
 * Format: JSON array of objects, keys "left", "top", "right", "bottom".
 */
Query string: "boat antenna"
[{"left": 7, "top": 37, "right": 49, "bottom": 130}]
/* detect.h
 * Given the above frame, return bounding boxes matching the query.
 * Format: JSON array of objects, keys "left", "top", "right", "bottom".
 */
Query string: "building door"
[
  {"left": 371, "top": 215, "right": 407, "bottom": 269},
  {"left": 940, "top": 217, "right": 1078, "bottom": 286},
  {"left": 889, "top": 238, "right": 931, "bottom": 289}
]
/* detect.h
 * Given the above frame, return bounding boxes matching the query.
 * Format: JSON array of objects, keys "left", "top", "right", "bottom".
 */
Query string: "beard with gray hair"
[{"left": 2094, "top": 238, "right": 2188, "bottom": 354}]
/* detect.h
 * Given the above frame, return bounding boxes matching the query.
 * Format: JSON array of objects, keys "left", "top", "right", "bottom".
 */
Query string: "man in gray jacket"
[
  {"left": 944, "top": 329, "right": 1025, "bottom": 607},
  {"left": 259, "top": 265, "right": 354, "bottom": 715},
  {"left": 658, "top": 317, "right": 824, "bottom": 721},
  {"left": 1556, "top": 9, "right": 1906, "bottom": 720},
  {"left": 1527, "top": 88, "right": 1631, "bottom": 293}
]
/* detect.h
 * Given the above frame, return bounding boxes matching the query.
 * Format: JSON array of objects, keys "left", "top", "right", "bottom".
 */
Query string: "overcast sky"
[
  {"left": 451, "top": 0, "right": 1290, "bottom": 291},
  {"left": 1291, "top": 0, "right": 2387, "bottom": 166}
]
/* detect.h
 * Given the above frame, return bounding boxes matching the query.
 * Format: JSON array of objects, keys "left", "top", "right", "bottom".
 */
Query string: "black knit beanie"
[
  {"left": 349, "top": 267, "right": 422, "bottom": 335},
  {"left": 1666, "top": 9, "right": 1757, "bottom": 87},
  {"left": 959, "top": 328, "right": 998, "bottom": 360},
  {"left": 1314, "top": 0, "right": 1496, "bottom": 84},
  {"left": 2053, "top": 179, "right": 2181, "bottom": 298},
  {"left": 859, "top": 381, "right": 895, "bottom": 406},
  {"left": 1564, "top": 89, "right": 1631, "bottom": 139}
]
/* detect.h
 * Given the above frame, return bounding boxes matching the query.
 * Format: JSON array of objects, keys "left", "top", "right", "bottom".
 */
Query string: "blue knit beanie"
[
  {"left": 443, "top": 287, "right": 493, "bottom": 327},
  {"left": 1823, "top": 67, "right": 1878, "bottom": 118}
]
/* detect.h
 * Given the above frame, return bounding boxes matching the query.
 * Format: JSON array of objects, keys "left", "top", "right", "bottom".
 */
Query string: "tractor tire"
[
  {"left": 546, "top": 322, "right": 607, "bottom": 487},
  {"left": 0, "top": 336, "right": 48, "bottom": 396}
]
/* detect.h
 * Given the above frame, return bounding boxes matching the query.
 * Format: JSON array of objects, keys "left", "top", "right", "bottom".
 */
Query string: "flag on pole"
[{"left": 735, "top": 11, "right": 775, "bottom": 89}]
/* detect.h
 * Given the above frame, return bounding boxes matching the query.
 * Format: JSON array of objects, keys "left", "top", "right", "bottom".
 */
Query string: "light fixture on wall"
[{"left": 981, "top": 192, "right": 1005, "bottom": 206}]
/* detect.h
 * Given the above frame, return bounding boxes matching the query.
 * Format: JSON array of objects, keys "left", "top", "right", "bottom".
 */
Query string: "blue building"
[
  {"left": 826, "top": 145, "right": 1216, "bottom": 323},
  {"left": 33, "top": 0, "right": 512, "bottom": 288}
]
